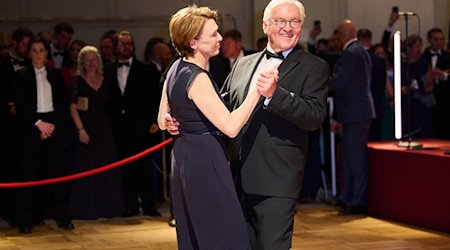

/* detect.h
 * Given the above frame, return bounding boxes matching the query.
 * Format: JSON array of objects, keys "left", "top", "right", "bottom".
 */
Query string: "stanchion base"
[{"left": 397, "top": 140, "right": 423, "bottom": 149}]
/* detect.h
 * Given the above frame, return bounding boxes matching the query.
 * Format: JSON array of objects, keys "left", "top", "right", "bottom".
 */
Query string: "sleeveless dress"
[
  {"left": 167, "top": 59, "right": 250, "bottom": 250},
  {"left": 69, "top": 75, "right": 124, "bottom": 219}
]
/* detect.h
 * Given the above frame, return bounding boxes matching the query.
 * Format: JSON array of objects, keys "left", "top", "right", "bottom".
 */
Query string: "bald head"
[{"left": 337, "top": 20, "right": 357, "bottom": 45}]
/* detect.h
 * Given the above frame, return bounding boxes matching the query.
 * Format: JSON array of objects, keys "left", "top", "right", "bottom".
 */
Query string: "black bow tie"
[
  {"left": 117, "top": 61, "right": 130, "bottom": 67},
  {"left": 11, "top": 58, "right": 26, "bottom": 66},
  {"left": 53, "top": 51, "right": 64, "bottom": 57},
  {"left": 430, "top": 50, "right": 441, "bottom": 56},
  {"left": 266, "top": 50, "right": 284, "bottom": 60}
]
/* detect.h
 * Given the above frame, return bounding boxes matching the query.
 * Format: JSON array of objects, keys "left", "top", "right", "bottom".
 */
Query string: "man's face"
[
  {"left": 100, "top": 38, "right": 115, "bottom": 60},
  {"left": 154, "top": 42, "right": 173, "bottom": 68},
  {"left": 55, "top": 31, "right": 72, "bottom": 50},
  {"left": 13, "top": 36, "right": 31, "bottom": 58},
  {"left": 263, "top": 3, "right": 302, "bottom": 52},
  {"left": 429, "top": 31, "right": 445, "bottom": 51},
  {"left": 116, "top": 35, "right": 134, "bottom": 60},
  {"left": 221, "top": 37, "right": 241, "bottom": 59}
]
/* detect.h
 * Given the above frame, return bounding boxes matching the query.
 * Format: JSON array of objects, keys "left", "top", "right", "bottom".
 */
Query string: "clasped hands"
[
  {"left": 37, "top": 121, "right": 55, "bottom": 140},
  {"left": 256, "top": 67, "right": 279, "bottom": 98}
]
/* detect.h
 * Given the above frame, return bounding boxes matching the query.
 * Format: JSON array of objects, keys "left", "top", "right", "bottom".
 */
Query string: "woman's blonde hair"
[
  {"left": 169, "top": 4, "right": 218, "bottom": 57},
  {"left": 77, "top": 45, "right": 103, "bottom": 76}
]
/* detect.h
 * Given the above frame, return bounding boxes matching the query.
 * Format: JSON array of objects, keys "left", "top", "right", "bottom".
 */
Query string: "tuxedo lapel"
[
  {"left": 242, "top": 52, "right": 264, "bottom": 100},
  {"left": 278, "top": 46, "right": 302, "bottom": 83}
]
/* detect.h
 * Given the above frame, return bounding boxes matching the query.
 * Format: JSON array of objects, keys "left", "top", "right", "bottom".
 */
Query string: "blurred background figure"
[
  {"left": 61, "top": 39, "right": 86, "bottom": 87},
  {"left": 104, "top": 30, "right": 161, "bottom": 218},
  {"left": 48, "top": 22, "right": 74, "bottom": 69},
  {"left": 13, "top": 39, "right": 73, "bottom": 234},
  {"left": 69, "top": 45, "right": 124, "bottom": 219},
  {"left": 423, "top": 27, "right": 450, "bottom": 139},
  {"left": 255, "top": 36, "right": 268, "bottom": 51},
  {"left": 99, "top": 30, "right": 116, "bottom": 65},
  {"left": 400, "top": 35, "right": 435, "bottom": 139}
]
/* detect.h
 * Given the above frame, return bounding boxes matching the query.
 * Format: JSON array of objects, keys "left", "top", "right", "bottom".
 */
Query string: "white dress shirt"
[
  {"left": 117, "top": 58, "right": 133, "bottom": 95},
  {"left": 34, "top": 67, "right": 54, "bottom": 113}
]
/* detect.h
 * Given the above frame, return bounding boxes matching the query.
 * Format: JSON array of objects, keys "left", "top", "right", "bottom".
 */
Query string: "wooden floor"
[{"left": 1, "top": 203, "right": 450, "bottom": 250}]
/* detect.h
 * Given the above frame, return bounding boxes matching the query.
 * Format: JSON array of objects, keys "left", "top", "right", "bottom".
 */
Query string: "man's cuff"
[
  {"left": 263, "top": 97, "right": 272, "bottom": 106},
  {"left": 35, "top": 119, "right": 42, "bottom": 126}
]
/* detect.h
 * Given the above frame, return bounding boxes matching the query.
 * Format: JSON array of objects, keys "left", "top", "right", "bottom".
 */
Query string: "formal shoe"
[
  {"left": 143, "top": 208, "right": 162, "bottom": 217},
  {"left": 168, "top": 217, "right": 176, "bottom": 227},
  {"left": 330, "top": 198, "right": 347, "bottom": 209},
  {"left": 338, "top": 205, "right": 367, "bottom": 215},
  {"left": 121, "top": 210, "right": 139, "bottom": 217},
  {"left": 19, "top": 226, "right": 32, "bottom": 234},
  {"left": 57, "top": 220, "right": 75, "bottom": 230}
]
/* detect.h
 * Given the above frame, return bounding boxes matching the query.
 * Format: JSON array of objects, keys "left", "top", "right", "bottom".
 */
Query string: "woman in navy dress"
[{"left": 158, "top": 5, "right": 277, "bottom": 250}]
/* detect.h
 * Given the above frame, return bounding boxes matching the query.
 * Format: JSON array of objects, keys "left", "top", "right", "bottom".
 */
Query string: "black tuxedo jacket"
[
  {"left": 13, "top": 66, "right": 69, "bottom": 130},
  {"left": 423, "top": 48, "right": 450, "bottom": 139},
  {"left": 104, "top": 58, "right": 161, "bottom": 141},
  {"left": 223, "top": 47, "right": 330, "bottom": 198}
]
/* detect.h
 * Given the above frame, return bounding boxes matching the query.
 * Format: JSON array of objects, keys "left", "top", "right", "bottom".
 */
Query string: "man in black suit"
[
  {"left": 0, "top": 26, "right": 33, "bottom": 225},
  {"left": 48, "top": 22, "right": 74, "bottom": 69},
  {"left": 209, "top": 29, "right": 255, "bottom": 89},
  {"left": 104, "top": 30, "right": 161, "bottom": 217},
  {"left": 13, "top": 39, "right": 73, "bottom": 234},
  {"left": 358, "top": 28, "right": 387, "bottom": 141},
  {"left": 329, "top": 20, "right": 375, "bottom": 215},
  {"left": 423, "top": 28, "right": 450, "bottom": 139},
  {"left": 222, "top": 1, "right": 329, "bottom": 248}
]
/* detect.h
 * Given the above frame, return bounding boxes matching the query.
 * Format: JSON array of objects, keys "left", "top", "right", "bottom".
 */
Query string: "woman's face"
[
  {"left": 83, "top": 51, "right": 99, "bottom": 73},
  {"left": 193, "top": 18, "right": 222, "bottom": 58},
  {"left": 408, "top": 40, "right": 423, "bottom": 60},
  {"left": 29, "top": 42, "right": 47, "bottom": 67},
  {"left": 70, "top": 43, "right": 83, "bottom": 63}
]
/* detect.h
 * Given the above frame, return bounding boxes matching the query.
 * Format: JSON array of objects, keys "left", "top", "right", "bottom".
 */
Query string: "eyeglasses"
[
  {"left": 118, "top": 42, "right": 133, "bottom": 47},
  {"left": 270, "top": 19, "right": 302, "bottom": 28}
]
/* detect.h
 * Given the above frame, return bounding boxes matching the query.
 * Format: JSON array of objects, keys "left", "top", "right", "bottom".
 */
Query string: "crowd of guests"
[
  {"left": 0, "top": 6, "right": 449, "bottom": 240},
  {"left": 0, "top": 22, "right": 175, "bottom": 234}
]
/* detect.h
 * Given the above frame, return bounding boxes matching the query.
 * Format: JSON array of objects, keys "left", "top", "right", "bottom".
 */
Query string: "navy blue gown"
[{"left": 167, "top": 59, "right": 250, "bottom": 250}]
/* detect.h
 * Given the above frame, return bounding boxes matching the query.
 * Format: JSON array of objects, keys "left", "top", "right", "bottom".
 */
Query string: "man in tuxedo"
[
  {"left": 423, "top": 28, "right": 450, "bottom": 139},
  {"left": 0, "top": 26, "right": 33, "bottom": 225},
  {"left": 48, "top": 22, "right": 74, "bottom": 69},
  {"left": 209, "top": 29, "right": 255, "bottom": 89},
  {"left": 165, "top": 1, "right": 328, "bottom": 247},
  {"left": 329, "top": 20, "right": 375, "bottom": 215},
  {"left": 13, "top": 39, "right": 73, "bottom": 234},
  {"left": 222, "top": 1, "right": 329, "bottom": 248},
  {"left": 104, "top": 30, "right": 161, "bottom": 217}
]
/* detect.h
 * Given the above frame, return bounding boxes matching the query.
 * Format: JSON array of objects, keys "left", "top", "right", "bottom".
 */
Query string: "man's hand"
[
  {"left": 388, "top": 12, "right": 399, "bottom": 27},
  {"left": 165, "top": 113, "right": 180, "bottom": 135},
  {"left": 330, "top": 120, "right": 342, "bottom": 134},
  {"left": 256, "top": 66, "right": 279, "bottom": 98}
]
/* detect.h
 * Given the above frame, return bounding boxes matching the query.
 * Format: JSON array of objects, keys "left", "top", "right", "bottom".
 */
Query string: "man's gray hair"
[{"left": 263, "top": 0, "right": 306, "bottom": 25}]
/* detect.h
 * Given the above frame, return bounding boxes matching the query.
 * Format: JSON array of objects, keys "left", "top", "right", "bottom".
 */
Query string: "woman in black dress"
[
  {"left": 69, "top": 45, "right": 124, "bottom": 219},
  {"left": 158, "top": 5, "right": 278, "bottom": 250}
]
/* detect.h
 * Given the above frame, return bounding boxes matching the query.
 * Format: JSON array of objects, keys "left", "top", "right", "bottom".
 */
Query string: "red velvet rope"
[{"left": 0, "top": 138, "right": 173, "bottom": 189}]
